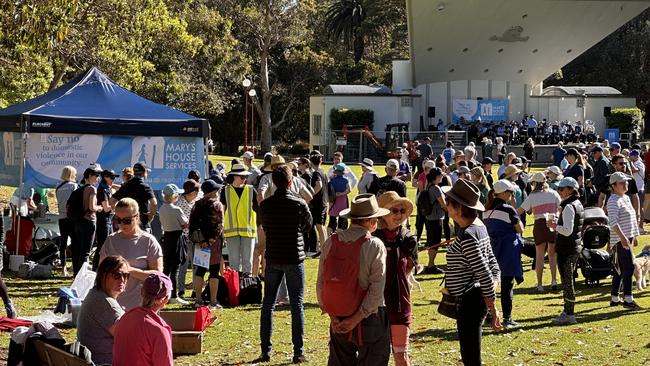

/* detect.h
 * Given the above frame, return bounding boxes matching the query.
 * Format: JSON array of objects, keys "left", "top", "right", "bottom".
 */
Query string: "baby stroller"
[{"left": 577, "top": 207, "right": 611, "bottom": 286}]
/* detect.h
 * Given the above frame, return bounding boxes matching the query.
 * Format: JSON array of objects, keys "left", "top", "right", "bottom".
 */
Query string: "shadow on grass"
[{"left": 226, "top": 302, "right": 323, "bottom": 312}]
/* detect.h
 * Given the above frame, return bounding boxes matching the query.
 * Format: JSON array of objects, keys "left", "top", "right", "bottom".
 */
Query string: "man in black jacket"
[
  {"left": 257, "top": 165, "right": 312, "bottom": 364},
  {"left": 369, "top": 159, "right": 407, "bottom": 198}
]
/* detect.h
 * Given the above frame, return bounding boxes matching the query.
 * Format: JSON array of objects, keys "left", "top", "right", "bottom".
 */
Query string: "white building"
[{"left": 310, "top": 0, "right": 648, "bottom": 153}]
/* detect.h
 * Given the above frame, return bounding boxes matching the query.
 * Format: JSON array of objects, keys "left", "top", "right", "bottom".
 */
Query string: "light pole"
[
  {"left": 242, "top": 78, "right": 252, "bottom": 151},
  {"left": 248, "top": 89, "right": 257, "bottom": 155}
]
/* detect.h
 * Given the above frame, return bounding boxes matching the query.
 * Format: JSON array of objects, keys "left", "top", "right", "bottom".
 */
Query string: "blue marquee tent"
[{"left": 0, "top": 66, "right": 207, "bottom": 137}]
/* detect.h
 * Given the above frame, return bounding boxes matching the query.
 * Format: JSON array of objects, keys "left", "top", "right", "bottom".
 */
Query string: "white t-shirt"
[
  {"left": 520, "top": 190, "right": 561, "bottom": 220},
  {"left": 632, "top": 159, "right": 645, "bottom": 192}
]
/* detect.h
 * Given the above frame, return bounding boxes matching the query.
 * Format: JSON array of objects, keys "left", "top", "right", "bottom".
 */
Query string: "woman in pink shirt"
[
  {"left": 112, "top": 272, "right": 173, "bottom": 366},
  {"left": 518, "top": 172, "right": 561, "bottom": 292}
]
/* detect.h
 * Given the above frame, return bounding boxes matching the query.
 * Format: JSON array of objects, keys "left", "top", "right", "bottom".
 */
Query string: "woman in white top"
[
  {"left": 607, "top": 172, "right": 641, "bottom": 309},
  {"left": 358, "top": 158, "right": 377, "bottom": 194},
  {"left": 497, "top": 152, "right": 517, "bottom": 179},
  {"left": 518, "top": 172, "right": 561, "bottom": 292},
  {"left": 55, "top": 166, "right": 78, "bottom": 276}
]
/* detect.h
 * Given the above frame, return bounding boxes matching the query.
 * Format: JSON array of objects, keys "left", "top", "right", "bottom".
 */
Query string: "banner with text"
[
  {"left": 452, "top": 99, "right": 509, "bottom": 123},
  {"left": 24, "top": 133, "right": 205, "bottom": 190}
]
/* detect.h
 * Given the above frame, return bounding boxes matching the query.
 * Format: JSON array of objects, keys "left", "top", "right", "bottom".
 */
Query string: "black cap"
[
  {"left": 182, "top": 179, "right": 200, "bottom": 195},
  {"left": 101, "top": 169, "right": 116, "bottom": 179},
  {"left": 309, "top": 150, "right": 323, "bottom": 157},
  {"left": 565, "top": 148, "right": 580, "bottom": 157},
  {"left": 201, "top": 179, "right": 223, "bottom": 194},
  {"left": 591, "top": 146, "right": 604, "bottom": 153},
  {"left": 520, "top": 156, "right": 529, "bottom": 163},
  {"left": 133, "top": 162, "right": 150, "bottom": 175},
  {"left": 482, "top": 157, "right": 495, "bottom": 165}
]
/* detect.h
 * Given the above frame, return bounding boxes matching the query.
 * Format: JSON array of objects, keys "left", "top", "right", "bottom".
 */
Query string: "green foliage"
[
  {"left": 607, "top": 107, "right": 643, "bottom": 133},
  {"left": 547, "top": 8, "right": 650, "bottom": 109},
  {"left": 330, "top": 108, "right": 374, "bottom": 130}
]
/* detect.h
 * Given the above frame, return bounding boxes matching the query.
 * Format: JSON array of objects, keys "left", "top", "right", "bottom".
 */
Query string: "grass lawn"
[{"left": 1, "top": 155, "right": 649, "bottom": 365}]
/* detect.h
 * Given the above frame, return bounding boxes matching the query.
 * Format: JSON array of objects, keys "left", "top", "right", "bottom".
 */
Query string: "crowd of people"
[
  {"left": 426, "top": 115, "right": 598, "bottom": 146},
  {"left": 1, "top": 136, "right": 649, "bottom": 365}
]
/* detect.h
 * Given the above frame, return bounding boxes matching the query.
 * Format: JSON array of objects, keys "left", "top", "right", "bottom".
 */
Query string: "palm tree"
[{"left": 324, "top": 0, "right": 366, "bottom": 64}]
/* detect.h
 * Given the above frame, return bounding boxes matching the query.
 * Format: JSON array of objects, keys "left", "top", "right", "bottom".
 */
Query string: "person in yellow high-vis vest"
[{"left": 221, "top": 163, "right": 258, "bottom": 273}]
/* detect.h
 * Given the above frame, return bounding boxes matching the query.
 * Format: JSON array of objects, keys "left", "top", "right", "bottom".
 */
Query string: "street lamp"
[
  {"left": 248, "top": 89, "right": 257, "bottom": 154},
  {"left": 242, "top": 78, "right": 252, "bottom": 151}
]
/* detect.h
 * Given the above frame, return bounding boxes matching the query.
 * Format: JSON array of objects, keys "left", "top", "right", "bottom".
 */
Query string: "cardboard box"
[{"left": 160, "top": 311, "right": 204, "bottom": 355}]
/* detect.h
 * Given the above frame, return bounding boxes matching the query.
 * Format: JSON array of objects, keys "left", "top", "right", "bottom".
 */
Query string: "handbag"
[
  {"left": 189, "top": 229, "right": 205, "bottom": 244},
  {"left": 437, "top": 280, "right": 460, "bottom": 319},
  {"left": 437, "top": 276, "right": 477, "bottom": 320}
]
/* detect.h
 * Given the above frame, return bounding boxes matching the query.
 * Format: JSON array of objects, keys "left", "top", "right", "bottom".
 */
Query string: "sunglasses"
[
  {"left": 110, "top": 271, "right": 129, "bottom": 281},
  {"left": 390, "top": 207, "right": 407, "bottom": 215},
  {"left": 114, "top": 215, "right": 137, "bottom": 225}
]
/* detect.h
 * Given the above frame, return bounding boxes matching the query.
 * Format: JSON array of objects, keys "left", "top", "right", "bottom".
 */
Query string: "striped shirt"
[
  {"left": 445, "top": 219, "right": 500, "bottom": 298},
  {"left": 520, "top": 190, "right": 561, "bottom": 220},
  {"left": 607, "top": 194, "right": 639, "bottom": 244}
]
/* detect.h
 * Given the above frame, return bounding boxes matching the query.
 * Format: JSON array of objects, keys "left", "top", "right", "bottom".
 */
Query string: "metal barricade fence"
[{"left": 320, "top": 130, "right": 467, "bottom": 163}]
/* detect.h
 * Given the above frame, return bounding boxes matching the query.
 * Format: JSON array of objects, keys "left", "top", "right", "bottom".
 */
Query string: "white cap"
[
  {"left": 493, "top": 179, "right": 517, "bottom": 194},
  {"left": 241, "top": 151, "right": 254, "bottom": 159},
  {"left": 386, "top": 159, "right": 399, "bottom": 170},
  {"left": 546, "top": 166, "right": 563, "bottom": 176},
  {"left": 424, "top": 160, "right": 435, "bottom": 169},
  {"left": 609, "top": 172, "right": 632, "bottom": 185},
  {"left": 531, "top": 172, "right": 546, "bottom": 183}
]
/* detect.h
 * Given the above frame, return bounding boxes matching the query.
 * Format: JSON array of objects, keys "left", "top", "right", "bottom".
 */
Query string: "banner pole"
[{"left": 15, "top": 117, "right": 28, "bottom": 255}]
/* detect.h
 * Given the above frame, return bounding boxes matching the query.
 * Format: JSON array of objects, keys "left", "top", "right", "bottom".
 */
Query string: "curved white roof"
[
  {"left": 541, "top": 86, "right": 623, "bottom": 97},
  {"left": 407, "top": 0, "right": 650, "bottom": 85},
  {"left": 323, "top": 84, "right": 391, "bottom": 95}
]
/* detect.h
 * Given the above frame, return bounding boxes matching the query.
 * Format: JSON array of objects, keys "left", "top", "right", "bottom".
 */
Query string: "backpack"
[
  {"left": 66, "top": 184, "right": 89, "bottom": 220},
  {"left": 320, "top": 233, "right": 369, "bottom": 317},
  {"left": 416, "top": 184, "right": 435, "bottom": 216}
]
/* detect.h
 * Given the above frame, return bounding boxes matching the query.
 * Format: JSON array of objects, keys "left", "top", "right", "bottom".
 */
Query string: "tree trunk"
[
  {"left": 48, "top": 57, "right": 70, "bottom": 91},
  {"left": 353, "top": 30, "right": 364, "bottom": 64}
]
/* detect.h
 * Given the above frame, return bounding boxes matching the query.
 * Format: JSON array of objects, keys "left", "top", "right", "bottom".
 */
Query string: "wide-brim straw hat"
[
  {"left": 339, "top": 194, "right": 391, "bottom": 219},
  {"left": 228, "top": 163, "right": 252, "bottom": 176},
  {"left": 442, "top": 179, "right": 485, "bottom": 211},
  {"left": 504, "top": 164, "right": 522, "bottom": 179},
  {"left": 377, "top": 191, "right": 414, "bottom": 218},
  {"left": 270, "top": 155, "right": 286, "bottom": 168}
]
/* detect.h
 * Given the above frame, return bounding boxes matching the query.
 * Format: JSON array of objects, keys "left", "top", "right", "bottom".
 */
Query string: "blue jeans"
[{"left": 260, "top": 262, "right": 305, "bottom": 356}]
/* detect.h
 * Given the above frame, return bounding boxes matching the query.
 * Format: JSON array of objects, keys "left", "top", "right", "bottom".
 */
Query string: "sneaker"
[
  {"left": 550, "top": 283, "right": 558, "bottom": 291},
  {"left": 536, "top": 285, "right": 545, "bottom": 292},
  {"left": 253, "top": 354, "right": 271, "bottom": 363},
  {"left": 209, "top": 302, "right": 223, "bottom": 310},
  {"left": 5, "top": 302, "right": 17, "bottom": 319},
  {"left": 503, "top": 319, "right": 519, "bottom": 330},
  {"left": 194, "top": 301, "right": 204, "bottom": 309},
  {"left": 293, "top": 354, "right": 308, "bottom": 363},
  {"left": 168, "top": 297, "right": 190, "bottom": 305},
  {"left": 622, "top": 301, "right": 641, "bottom": 310},
  {"left": 552, "top": 311, "right": 577, "bottom": 325},
  {"left": 610, "top": 300, "right": 621, "bottom": 307}
]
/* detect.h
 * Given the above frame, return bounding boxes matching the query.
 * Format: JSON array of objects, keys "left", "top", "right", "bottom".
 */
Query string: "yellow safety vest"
[{"left": 223, "top": 185, "right": 257, "bottom": 238}]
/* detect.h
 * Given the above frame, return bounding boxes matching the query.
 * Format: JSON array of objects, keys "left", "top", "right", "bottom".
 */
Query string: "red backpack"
[{"left": 321, "top": 233, "right": 369, "bottom": 317}]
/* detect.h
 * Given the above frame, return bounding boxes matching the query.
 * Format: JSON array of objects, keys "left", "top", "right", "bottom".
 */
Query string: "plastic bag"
[
  {"left": 70, "top": 262, "right": 96, "bottom": 301},
  {"left": 193, "top": 306, "right": 215, "bottom": 331}
]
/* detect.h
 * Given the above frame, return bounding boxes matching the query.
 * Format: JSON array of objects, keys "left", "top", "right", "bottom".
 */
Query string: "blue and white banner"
[
  {"left": 22, "top": 133, "right": 205, "bottom": 190},
  {"left": 603, "top": 128, "right": 619, "bottom": 143},
  {"left": 452, "top": 99, "right": 509, "bottom": 123}
]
